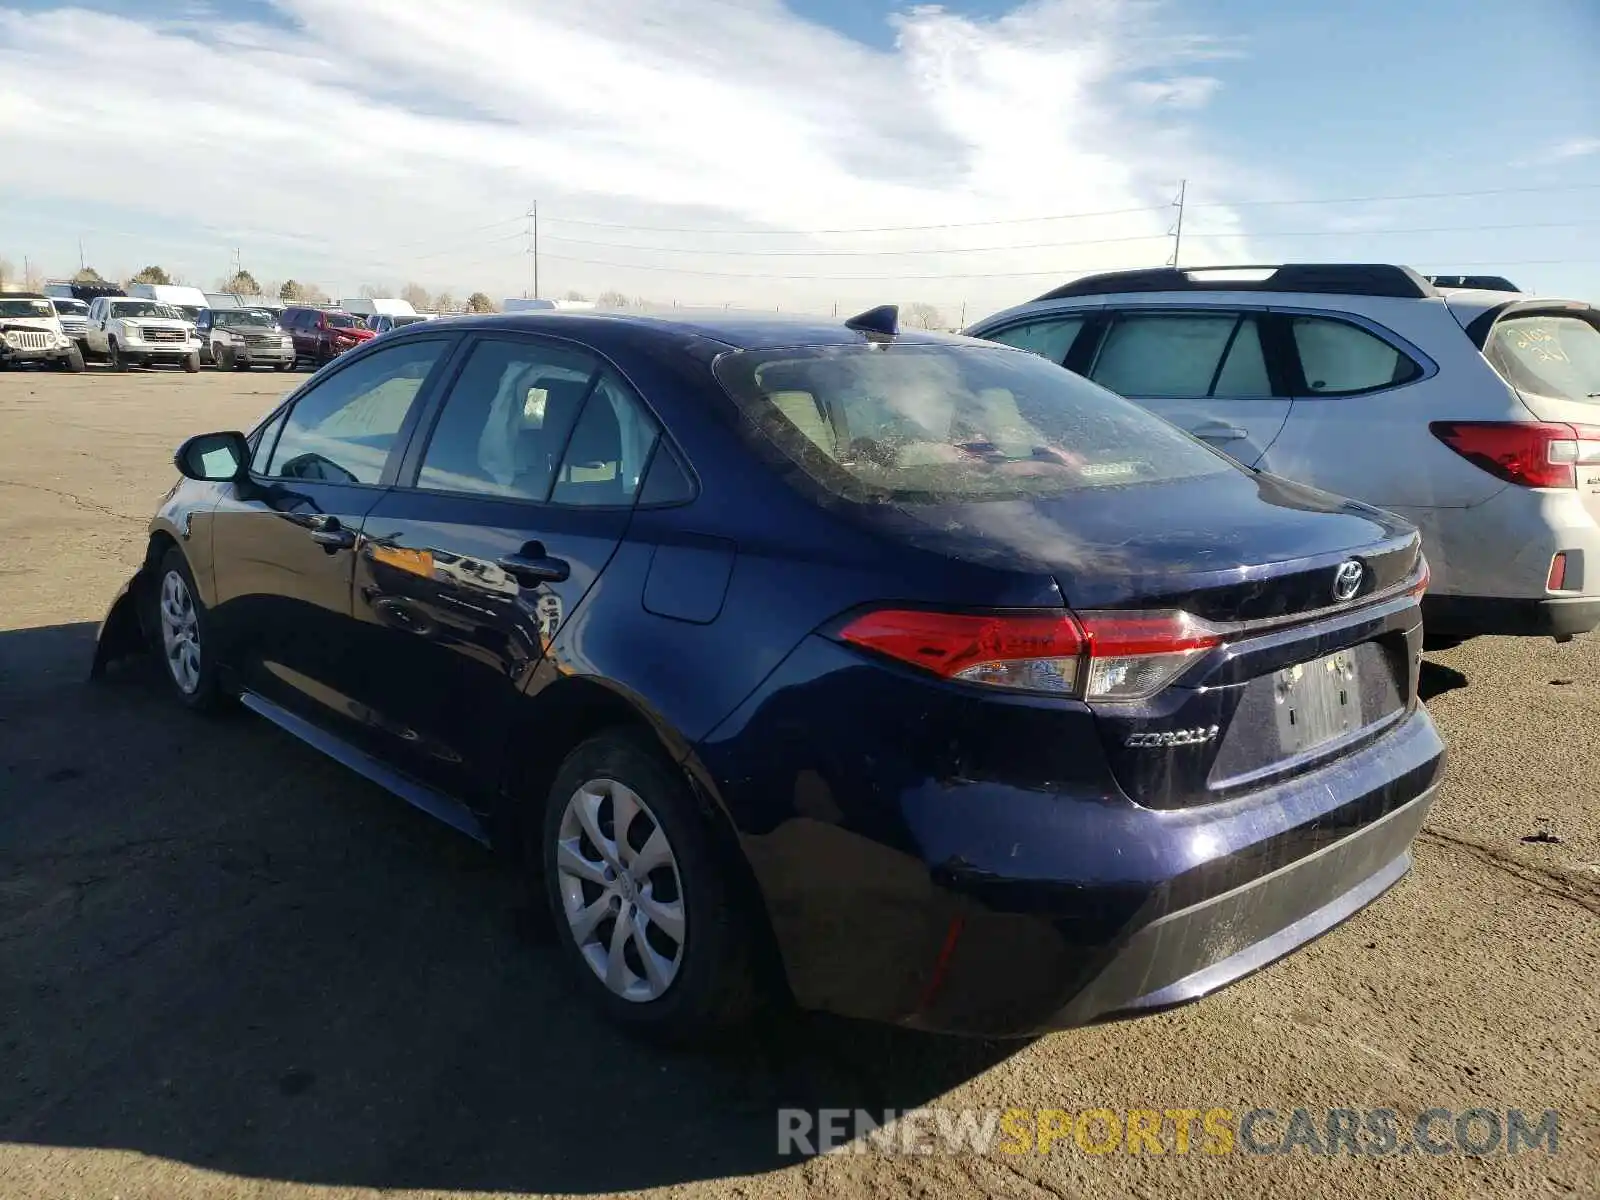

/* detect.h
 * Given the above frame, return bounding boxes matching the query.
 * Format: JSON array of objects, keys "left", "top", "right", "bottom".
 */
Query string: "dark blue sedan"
[{"left": 93, "top": 305, "right": 1444, "bottom": 1038}]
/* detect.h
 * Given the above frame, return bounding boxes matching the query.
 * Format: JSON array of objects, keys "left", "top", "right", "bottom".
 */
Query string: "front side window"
[
  {"left": 1485, "top": 313, "right": 1600, "bottom": 406},
  {"left": 266, "top": 340, "right": 447, "bottom": 484},
  {"left": 416, "top": 337, "right": 599, "bottom": 500},
  {"left": 1090, "top": 311, "right": 1272, "bottom": 398},
  {"left": 714, "top": 343, "right": 1231, "bottom": 503},
  {"left": 1290, "top": 316, "right": 1419, "bottom": 395},
  {"left": 984, "top": 316, "right": 1086, "bottom": 364}
]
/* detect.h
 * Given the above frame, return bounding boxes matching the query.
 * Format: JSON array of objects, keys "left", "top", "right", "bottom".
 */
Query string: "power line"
[
  {"left": 538, "top": 230, "right": 1173, "bottom": 256},
  {"left": 529, "top": 182, "right": 1600, "bottom": 237}
]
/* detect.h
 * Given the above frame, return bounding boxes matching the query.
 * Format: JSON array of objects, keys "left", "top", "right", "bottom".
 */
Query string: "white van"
[
  {"left": 340, "top": 297, "right": 416, "bottom": 318},
  {"left": 129, "top": 284, "right": 208, "bottom": 336}
]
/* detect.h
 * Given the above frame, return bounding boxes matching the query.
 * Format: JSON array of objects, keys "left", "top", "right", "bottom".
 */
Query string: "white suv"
[{"left": 967, "top": 264, "right": 1600, "bottom": 644}]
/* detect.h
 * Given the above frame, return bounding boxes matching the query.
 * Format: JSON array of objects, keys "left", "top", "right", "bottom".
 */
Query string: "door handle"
[
  {"left": 307, "top": 516, "right": 356, "bottom": 550},
  {"left": 1191, "top": 422, "right": 1249, "bottom": 441},
  {"left": 497, "top": 547, "right": 570, "bottom": 586}
]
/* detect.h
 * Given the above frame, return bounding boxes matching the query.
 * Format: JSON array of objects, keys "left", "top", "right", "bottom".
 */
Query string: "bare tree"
[
  {"left": 23, "top": 260, "right": 44, "bottom": 291},
  {"left": 217, "top": 270, "right": 260, "bottom": 295},
  {"left": 0, "top": 258, "right": 13, "bottom": 291},
  {"left": 73, "top": 266, "right": 104, "bottom": 283},
  {"left": 563, "top": 289, "right": 588, "bottom": 302},
  {"left": 597, "top": 290, "right": 629, "bottom": 308},
  {"left": 359, "top": 283, "right": 384, "bottom": 299},
  {"left": 431, "top": 291, "right": 455, "bottom": 313},
  {"left": 399, "top": 282, "right": 431, "bottom": 310},
  {"left": 465, "top": 292, "right": 496, "bottom": 313},
  {"left": 904, "top": 302, "right": 944, "bottom": 330}
]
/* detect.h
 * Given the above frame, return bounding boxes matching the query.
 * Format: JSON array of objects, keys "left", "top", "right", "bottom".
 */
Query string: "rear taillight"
[
  {"left": 1410, "top": 556, "right": 1431, "bottom": 597},
  {"left": 1430, "top": 421, "right": 1600, "bottom": 489},
  {"left": 836, "top": 608, "right": 1223, "bottom": 701}
]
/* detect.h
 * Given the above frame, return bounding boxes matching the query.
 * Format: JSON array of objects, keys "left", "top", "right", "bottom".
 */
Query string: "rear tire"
[
  {"left": 152, "top": 547, "right": 225, "bottom": 713},
  {"left": 539, "top": 730, "right": 759, "bottom": 1040}
]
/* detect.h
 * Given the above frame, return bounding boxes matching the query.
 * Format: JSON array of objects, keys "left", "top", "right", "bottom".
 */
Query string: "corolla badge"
[
  {"left": 1332, "top": 559, "right": 1364, "bottom": 603},
  {"left": 1126, "top": 725, "right": 1219, "bottom": 749}
]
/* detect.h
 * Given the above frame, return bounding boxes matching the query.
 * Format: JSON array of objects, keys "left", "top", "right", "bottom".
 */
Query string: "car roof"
[{"left": 393, "top": 309, "right": 969, "bottom": 351}]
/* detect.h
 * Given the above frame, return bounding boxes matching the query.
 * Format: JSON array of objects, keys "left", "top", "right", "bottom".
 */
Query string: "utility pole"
[
  {"left": 78, "top": 239, "right": 85, "bottom": 272},
  {"left": 1168, "top": 179, "right": 1187, "bottom": 268},
  {"left": 959, "top": 300, "right": 967, "bottom": 328},
  {"left": 526, "top": 201, "right": 539, "bottom": 299}
]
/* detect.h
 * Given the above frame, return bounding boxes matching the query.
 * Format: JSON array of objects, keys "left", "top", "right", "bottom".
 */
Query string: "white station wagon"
[{"left": 968, "top": 264, "right": 1600, "bottom": 645}]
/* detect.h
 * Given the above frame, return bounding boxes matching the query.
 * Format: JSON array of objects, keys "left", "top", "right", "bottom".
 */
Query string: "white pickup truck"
[
  {"left": 0, "top": 293, "right": 85, "bottom": 372},
  {"left": 85, "top": 297, "right": 203, "bottom": 371}
]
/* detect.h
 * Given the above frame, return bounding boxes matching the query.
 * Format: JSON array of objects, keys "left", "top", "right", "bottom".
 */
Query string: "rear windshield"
[
  {"left": 326, "top": 312, "right": 365, "bottom": 328},
  {"left": 1486, "top": 313, "right": 1600, "bottom": 406},
  {"left": 713, "top": 342, "right": 1232, "bottom": 503}
]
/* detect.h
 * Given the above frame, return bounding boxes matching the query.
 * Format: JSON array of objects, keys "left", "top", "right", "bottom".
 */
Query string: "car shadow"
[
  {"left": 0, "top": 622, "right": 1021, "bottom": 1194},
  {"left": 1418, "top": 659, "right": 1469, "bottom": 701}
]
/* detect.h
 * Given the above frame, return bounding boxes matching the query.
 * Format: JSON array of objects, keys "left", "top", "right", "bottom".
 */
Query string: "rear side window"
[
  {"left": 1090, "top": 312, "right": 1273, "bottom": 398},
  {"left": 714, "top": 343, "right": 1231, "bottom": 503},
  {"left": 1290, "top": 316, "right": 1419, "bottom": 395},
  {"left": 267, "top": 339, "right": 446, "bottom": 484},
  {"left": 549, "top": 371, "right": 661, "bottom": 507},
  {"left": 415, "top": 337, "right": 598, "bottom": 500},
  {"left": 1485, "top": 313, "right": 1600, "bottom": 406},
  {"left": 984, "top": 316, "right": 1086, "bottom": 363}
]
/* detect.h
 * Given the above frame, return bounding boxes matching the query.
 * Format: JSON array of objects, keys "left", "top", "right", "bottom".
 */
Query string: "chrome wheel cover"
[
  {"left": 555, "top": 778, "right": 686, "bottom": 1002},
  {"left": 159, "top": 569, "right": 201, "bottom": 695}
]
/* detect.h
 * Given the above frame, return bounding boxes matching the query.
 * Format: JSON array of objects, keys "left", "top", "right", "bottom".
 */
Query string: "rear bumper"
[
  {"left": 705, "top": 633, "right": 1445, "bottom": 1038},
  {"left": 1423, "top": 593, "right": 1600, "bottom": 639},
  {"left": 1047, "top": 782, "right": 1432, "bottom": 1026}
]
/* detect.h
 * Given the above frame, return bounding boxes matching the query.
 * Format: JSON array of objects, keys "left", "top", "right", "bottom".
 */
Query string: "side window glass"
[
  {"left": 551, "top": 369, "right": 661, "bottom": 507},
  {"left": 985, "top": 317, "right": 1085, "bottom": 363},
  {"left": 1212, "top": 316, "right": 1274, "bottom": 397},
  {"left": 1089, "top": 313, "right": 1240, "bottom": 398},
  {"left": 266, "top": 340, "right": 446, "bottom": 484},
  {"left": 1291, "top": 317, "right": 1418, "bottom": 395},
  {"left": 637, "top": 443, "right": 695, "bottom": 505},
  {"left": 415, "top": 337, "right": 599, "bottom": 500},
  {"left": 250, "top": 409, "right": 287, "bottom": 474}
]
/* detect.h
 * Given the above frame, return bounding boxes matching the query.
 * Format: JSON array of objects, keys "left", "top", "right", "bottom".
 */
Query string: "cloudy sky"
[{"left": 0, "top": 0, "right": 1597, "bottom": 319}]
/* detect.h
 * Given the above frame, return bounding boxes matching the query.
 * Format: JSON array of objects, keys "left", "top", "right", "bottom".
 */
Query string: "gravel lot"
[{"left": 1, "top": 369, "right": 1596, "bottom": 1200}]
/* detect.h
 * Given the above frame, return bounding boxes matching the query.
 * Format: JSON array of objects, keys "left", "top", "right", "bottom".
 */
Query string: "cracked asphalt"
[{"left": 1, "top": 370, "right": 1596, "bottom": 1200}]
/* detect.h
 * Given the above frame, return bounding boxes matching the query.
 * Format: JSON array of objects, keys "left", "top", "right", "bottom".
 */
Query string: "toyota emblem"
[{"left": 1332, "top": 560, "right": 1364, "bottom": 602}]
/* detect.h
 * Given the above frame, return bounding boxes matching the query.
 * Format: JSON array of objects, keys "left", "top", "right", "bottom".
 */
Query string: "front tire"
[
  {"left": 61, "top": 346, "right": 86, "bottom": 372},
  {"left": 182, "top": 352, "right": 200, "bottom": 373},
  {"left": 214, "top": 345, "right": 234, "bottom": 371},
  {"left": 153, "top": 548, "right": 224, "bottom": 712},
  {"left": 108, "top": 339, "right": 125, "bottom": 371},
  {"left": 540, "top": 731, "right": 758, "bottom": 1038}
]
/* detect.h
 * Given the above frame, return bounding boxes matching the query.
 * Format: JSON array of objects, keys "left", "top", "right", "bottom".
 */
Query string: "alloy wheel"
[
  {"left": 555, "top": 778, "right": 686, "bottom": 1002},
  {"left": 158, "top": 569, "right": 201, "bottom": 694}
]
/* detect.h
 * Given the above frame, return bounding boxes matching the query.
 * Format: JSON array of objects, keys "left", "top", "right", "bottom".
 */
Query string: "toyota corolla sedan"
[{"left": 92, "top": 306, "right": 1444, "bottom": 1038}]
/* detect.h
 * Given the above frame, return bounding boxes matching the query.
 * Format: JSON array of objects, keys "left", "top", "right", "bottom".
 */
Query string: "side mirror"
[{"left": 175, "top": 431, "right": 250, "bottom": 482}]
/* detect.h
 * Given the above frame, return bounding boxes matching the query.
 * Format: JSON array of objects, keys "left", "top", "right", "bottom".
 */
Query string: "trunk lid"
[{"left": 853, "top": 468, "right": 1423, "bottom": 810}]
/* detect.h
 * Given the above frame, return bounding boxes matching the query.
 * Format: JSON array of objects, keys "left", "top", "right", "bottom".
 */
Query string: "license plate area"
[{"left": 1275, "top": 648, "right": 1363, "bottom": 755}]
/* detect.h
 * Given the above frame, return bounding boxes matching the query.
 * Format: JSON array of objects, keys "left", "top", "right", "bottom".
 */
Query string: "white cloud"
[
  {"left": 1128, "top": 76, "right": 1222, "bottom": 109},
  {"left": 1548, "top": 136, "right": 1600, "bottom": 161},
  {"left": 0, "top": 0, "right": 1253, "bottom": 314}
]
